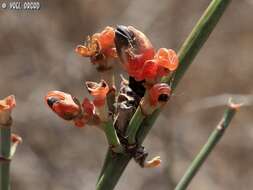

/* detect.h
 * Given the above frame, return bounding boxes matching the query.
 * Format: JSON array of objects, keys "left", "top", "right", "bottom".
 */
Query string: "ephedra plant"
[{"left": 0, "top": 0, "right": 238, "bottom": 190}]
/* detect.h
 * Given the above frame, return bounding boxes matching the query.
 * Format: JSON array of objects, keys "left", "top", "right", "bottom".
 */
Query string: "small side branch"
[{"left": 174, "top": 101, "right": 241, "bottom": 190}]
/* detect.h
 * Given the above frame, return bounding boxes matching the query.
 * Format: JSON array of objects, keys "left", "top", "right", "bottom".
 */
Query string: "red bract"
[
  {"left": 45, "top": 91, "right": 82, "bottom": 121},
  {"left": 141, "top": 60, "right": 158, "bottom": 81},
  {"left": 85, "top": 80, "right": 109, "bottom": 107},
  {"left": 148, "top": 83, "right": 171, "bottom": 106},
  {"left": 141, "top": 48, "right": 179, "bottom": 81},
  {"left": 72, "top": 98, "right": 96, "bottom": 128},
  {"left": 82, "top": 98, "right": 95, "bottom": 116},
  {"left": 75, "top": 26, "right": 117, "bottom": 65},
  {"left": 126, "top": 48, "right": 155, "bottom": 81}
]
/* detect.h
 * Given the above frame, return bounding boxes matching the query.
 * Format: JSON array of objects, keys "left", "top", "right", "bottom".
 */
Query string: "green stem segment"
[
  {"left": 96, "top": 0, "right": 231, "bottom": 189},
  {"left": 126, "top": 106, "right": 145, "bottom": 145},
  {"left": 102, "top": 121, "right": 124, "bottom": 153},
  {"left": 175, "top": 103, "right": 239, "bottom": 190},
  {"left": 0, "top": 126, "right": 11, "bottom": 190}
]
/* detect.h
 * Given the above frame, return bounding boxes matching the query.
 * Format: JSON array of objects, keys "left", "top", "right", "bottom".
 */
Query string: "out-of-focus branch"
[
  {"left": 175, "top": 101, "right": 241, "bottom": 190},
  {"left": 185, "top": 94, "right": 253, "bottom": 112}
]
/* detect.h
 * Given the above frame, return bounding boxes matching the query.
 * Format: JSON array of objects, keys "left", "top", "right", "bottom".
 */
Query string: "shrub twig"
[{"left": 175, "top": 101, "right": 240, "bottom": 190}]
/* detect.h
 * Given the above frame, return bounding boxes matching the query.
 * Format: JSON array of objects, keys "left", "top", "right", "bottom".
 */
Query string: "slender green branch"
[
  {"left": 0, "top": 125, "right": 11, "bottom": 190},
  {"left": 102, "top": 120, "right": 124, "bottom": 153},
  {"left": 164, "top": 0, "right": 231, "bottom": 90},
  {"left": 96, "top": 0, "right": 231, "bottom": 189},
  {"left": 175, "top": 102, "right": 240, "bottom": 190}
]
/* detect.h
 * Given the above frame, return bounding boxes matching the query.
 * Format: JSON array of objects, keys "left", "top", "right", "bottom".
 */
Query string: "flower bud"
[
  {"left": 45, "top": 91, "right": 82, "bottom": 121},
  {"left": 148, "top": 83, "right": 171, "bottom": 106}
]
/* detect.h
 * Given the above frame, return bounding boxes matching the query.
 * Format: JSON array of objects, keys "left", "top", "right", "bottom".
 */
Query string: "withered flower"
[
  {"left": 75, "top": 26, "right": 117, "bottom": 69},
  {"left": 0, "top": 95, "right": 16, "bottom": 125},
  {"left": 11, "top": 133, "right": 23, "bottom": 144},
  {"left": 85, "top": 80, "right": 110, "bottom": 122},
  {"left": 10, "top": 133, "right": 22, "bottom": 157},
  {"left": 85, "top": 80, "right": 109, "bottom": 107},
  {"left": 143, "top": 156, "right": 161, "bottom": 168}
]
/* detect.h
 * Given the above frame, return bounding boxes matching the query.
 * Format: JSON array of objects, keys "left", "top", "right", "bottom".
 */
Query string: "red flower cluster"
[{"left": 46, "top": 25, "right": 177, "bottom": 128}]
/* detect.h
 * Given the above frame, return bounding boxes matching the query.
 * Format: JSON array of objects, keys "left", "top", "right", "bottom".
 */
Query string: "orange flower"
[
  {"left": 85, "top": 80, "right": 109, "bottom": 107},
  {"left": 148, "top": 83, "right": 171, "bottom": 106},
  {"left": 45, "top": 91, "right": 82, "bottom": 121},
  {"left": 75, "top": 26, "right": 117, "bottom": 66},
  {"left": 0, "top": 95, "right": 16, "bottom": 125}
]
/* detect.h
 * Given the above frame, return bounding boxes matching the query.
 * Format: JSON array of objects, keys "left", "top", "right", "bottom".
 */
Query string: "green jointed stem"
[
  {"left": 164, "top": 0, "right": 231, "bottom": 89},
  {"left": 175, "top": 104, "right": 239, "bottom": 190},
  {"left": 102, "top": 121, "right": 124, "bottom": 153},
  {"left": 96, "top": 0, "right": 231, "bottom": 189},
  {"left": 0, "top": 126, "right": 11, "bottom": 190},
  {"left": 126, "top": 106, "right": 145, "bottom": 144}
]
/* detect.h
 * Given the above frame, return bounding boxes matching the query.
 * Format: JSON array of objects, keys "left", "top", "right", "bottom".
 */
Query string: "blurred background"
[{"left": 0, "top": 0, "right": 252, "bottom": 189}]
